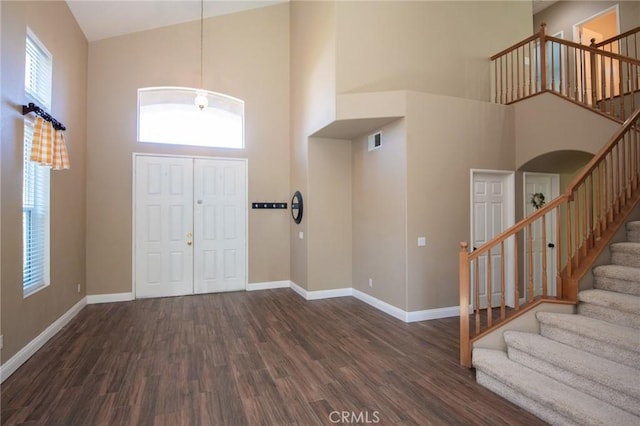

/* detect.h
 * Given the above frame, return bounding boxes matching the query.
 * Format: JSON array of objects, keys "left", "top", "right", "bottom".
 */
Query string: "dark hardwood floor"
[{"left": 1, "top": 289, "right": 547, "bottom": 425}]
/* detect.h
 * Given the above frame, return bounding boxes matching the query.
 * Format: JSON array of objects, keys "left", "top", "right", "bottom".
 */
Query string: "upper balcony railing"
[
  {"left": 491, "top": 24, "right": 640, "bottom": 121},
  {"left": 592, "top": 26, "right": 640, "bottom": 62}
]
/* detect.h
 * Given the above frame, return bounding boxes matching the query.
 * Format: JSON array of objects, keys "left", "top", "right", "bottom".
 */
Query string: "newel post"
[
  {"left": 539, "top": 23, "right": 547, "bottom": 91},
  {"left": 459, "top": 242, "right": 471, "bottom": 367}
]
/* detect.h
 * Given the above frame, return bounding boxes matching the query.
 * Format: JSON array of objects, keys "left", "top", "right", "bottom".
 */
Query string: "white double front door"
[{"left": 134, "top": 155, "right": 247, "bottom": 298}]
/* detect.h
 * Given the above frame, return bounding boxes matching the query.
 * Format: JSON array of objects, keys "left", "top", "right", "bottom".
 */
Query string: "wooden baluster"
[
  {"left": 529, "top": 41, "right": 533, "bottom": 95},
  {"left": 459, "top": 242, "right": 470, "bottom": 367},
  {"left": 590, "top": 48, "right": 597, "bottom": 108},
  {"left": 559, "top": 42, "right": 564, "bottom": 95},
  {"left": 474, "top": 257, "right": 480, "bottom": 334},
  {"left": 583, "top": 183, "right": 588, "bottom": 252},
  {"left": 595, "top": 164, "right": 602, "bottom": 240},
  {"left": 555, "top": 206, "right": 562, "bottom": 298},
  {"left": 487, "top": 249, "right": 492, "bottom": 328},
  {"left": 514, "top": 234, "right": 520, "bottom": 310},
  {"left": 541, "top": 214, "right": 548, "bottom": 298},
  {"left": 550, "top": 41, "right": 556, "bottom": 91},
  {"left": 540, "top": 24, "right": 547, "bottom": 91},
  {"left": 575, "top": 48, "right": 580, "bottom": 102},
  {"left": 619, "top": 60, "right": 625, "bottom": 120},
  {"left": 600, "top": 53, "right": 606, "bottom": 112},
  {"left": 527, "top": 223, "right": 534, "bottom": 301},
  {"left": 566, "top": 201, "right": 573, "bottom": 276},
  {"left": 493, "top": 58, "right": 502, "bottom": 104},
  {"left": 517, "top": 46, "right": 521, "bottom": 99},
  {"left": 511, "top": 50, "right": 515, "bottom": 102},
  {"left": 500, "top": 241, "right": 506, "bottom": 320},
  {"left": 609, "top": 51, "right": 614, "bottom": 115},
  {"left": 615, "top": 144, "right": 621, "bottom": 214}
]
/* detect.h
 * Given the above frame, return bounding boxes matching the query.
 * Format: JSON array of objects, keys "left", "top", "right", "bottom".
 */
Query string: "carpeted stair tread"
[
  {"left": 593, "top": 265, "right": 640, "bottom": 296},
  {"left": 536, "top": 312, "right": 640, "bottom": 369},
  {"left": 611, "top": 242, "right": 640, "bottom": 267},
  {"left": 504, "top": 331, "right": 640, "bottom": 416},
  {"left": 473, "top": 348, "right": 640, "bottom": 425},
  {"left": 578, "top": 289, "right": 640, "bottom": 328}
]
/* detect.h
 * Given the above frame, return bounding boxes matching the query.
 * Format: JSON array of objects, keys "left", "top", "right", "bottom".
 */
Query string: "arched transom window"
[{"left": 137, "top": 87, "right": 244, "bottom": 149}]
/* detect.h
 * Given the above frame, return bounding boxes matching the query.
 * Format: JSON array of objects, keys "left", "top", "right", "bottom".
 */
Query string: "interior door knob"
[{"left": 187, "top": 232, "right": 193, "bottom": 246}]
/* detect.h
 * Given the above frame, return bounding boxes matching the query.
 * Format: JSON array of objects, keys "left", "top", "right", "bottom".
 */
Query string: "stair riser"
[
  {"left": 507, "top": 347, "right": 640, "bottom": 416},
  {"left": 475, "top": 371, "right": 577, "bottom": 426},
  {"left": 594, "top": 276, "right": 640, "bottom": 296},
  {"left": 627, "top": 227, "right": 640, "bottom": 243},
  {"left": 611, "top": 251, "right": 640, "bottom": 268},
  {"left": 578, "top": 303, "right": 640, "bottom": 328},
  {"left": 539, "top": 324, "right": 640, "bottom": 370}
]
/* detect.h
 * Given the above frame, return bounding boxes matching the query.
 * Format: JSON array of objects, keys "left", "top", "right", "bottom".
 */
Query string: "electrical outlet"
[{"left": 368, "top": 278, "right": 373, "bottom": 287}]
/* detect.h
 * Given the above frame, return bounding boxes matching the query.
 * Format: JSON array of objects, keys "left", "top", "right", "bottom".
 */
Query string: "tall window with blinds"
[{"left": 23, "top": 30, "right": 52, "bottom": 296}]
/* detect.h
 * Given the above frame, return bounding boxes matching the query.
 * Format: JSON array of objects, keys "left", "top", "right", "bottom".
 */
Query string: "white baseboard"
[
  {"left": 246, "top": 280, "right": 291, "bottom": 291},
  {"left": 406, "top": 305, "right": 460, "bottom": 322},
  {"left": 86, "top": 292, "right": 134, "bottom": 304},
  {"left": 352, "top": 289, "right": 408, "bottom": 322},
  {"left": 0, "top": 297, "right": 87, "bottom": 383},
  {"left": 289, "top": 282, "right": 352, "bottom": 300}
]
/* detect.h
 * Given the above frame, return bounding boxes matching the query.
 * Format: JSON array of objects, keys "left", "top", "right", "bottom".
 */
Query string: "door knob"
[
  {"left": 548, "top": 243, "right": 555, "bottom": 248},
  {"left": 187, "top": 232, "right": 193, "bottom": 246}
]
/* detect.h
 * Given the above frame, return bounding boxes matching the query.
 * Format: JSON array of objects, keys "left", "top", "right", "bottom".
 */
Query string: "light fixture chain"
[{"left": 200, "top": 0, "right": 204, "bottom": 89}]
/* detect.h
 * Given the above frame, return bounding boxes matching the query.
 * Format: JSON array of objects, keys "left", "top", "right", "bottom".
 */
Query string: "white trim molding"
[
  {"left": 86, "top": 292, "right": 134, "bottom": 304},
  {"left": 406, "top": 305, "right": 460, "bottom": 322},
  {"left": 246, "top": 281, "right": 291, "bottom": 291},
  {"left": 1, "top": 297, "right": 87, "bottom": 383},
  {"left": 289, "top": 283, "right": 459, "bottom": 323},
  {"left": 290, "top": 282, "right": 352, "bottom": 300}
]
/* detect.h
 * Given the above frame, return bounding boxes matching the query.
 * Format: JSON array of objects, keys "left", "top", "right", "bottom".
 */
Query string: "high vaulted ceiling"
[
  {"left": 67, "top": 0, "right": 549, "bottom": 43},
  {"left": 66, "top": 0, "right": 287, "bottom": 42}
]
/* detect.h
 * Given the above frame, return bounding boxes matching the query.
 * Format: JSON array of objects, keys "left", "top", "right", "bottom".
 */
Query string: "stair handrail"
[
  {"left": 591, "top": 26, "right": 640, "bottom": 60},
  {"left": 459, "top": 105, "right": 640, "bottom": 367}
]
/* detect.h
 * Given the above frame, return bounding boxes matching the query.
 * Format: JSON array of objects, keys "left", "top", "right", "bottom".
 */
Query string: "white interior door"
[
  {"left": 524, "top": 172, "right": 559, "bottom": 298},
  {"left": 135, "top": 156, "right": 194, "bottom": 298},
  {"left": 471, "top": 171, "right": 515, "bottom": 309},
  {"left": 193, "top": 158, "right": 246, "bottom": 293},
  {"left": 135, "top": 155, "right": 247, "bottom": 298}
]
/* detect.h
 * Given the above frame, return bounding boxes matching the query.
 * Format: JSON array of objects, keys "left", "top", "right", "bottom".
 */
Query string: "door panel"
[
  {"left": 193, "top": 159, "right": 246, "bottom": 294},
  {"left": 471, "top": 172, "right": 515, "bottom": 309},
  {"left": 135, "top": 155, "right": 246, "bottom": 298},
  {"left": 524, "top": 173, "right": 559, "bottom": 298},
  {"left": 135, "top": 156, "right": 194, "bottom": 298}
]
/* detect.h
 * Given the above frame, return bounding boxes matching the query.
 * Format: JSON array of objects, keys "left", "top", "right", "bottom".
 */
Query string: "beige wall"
[
  {"left": 352, "top": 119, "right": 407, "bottom": 309},
  {"left": 534, "top": 1, "right": 640, "bottom": 40},
  {"left": 86, "top": 4, "right": 290, "bottom": 295},
  {"left": 308, "top": 137, "right": 352, "bottom": 291},
  {"left": 406, "top": 92, "right": 515, "bottom": 311},
  {"left": 513, "top": 92, "right": 619, "bottom": 169},
  {"left": 335, "top": 1, "right": 533, "bottom": 102},
  {"left": 1, "top": 0, "right": 87, "bottom": 362},
  {"left": 289, "top": 0, "right": 337, "bottom": 289}
]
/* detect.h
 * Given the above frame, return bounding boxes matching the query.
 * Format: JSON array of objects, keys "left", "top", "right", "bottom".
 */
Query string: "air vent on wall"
[{"left": 368, "top": 131, "right": 382, "bottom": 151}]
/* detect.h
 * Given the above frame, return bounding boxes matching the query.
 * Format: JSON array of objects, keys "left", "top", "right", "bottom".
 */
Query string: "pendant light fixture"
[{"left": 194, "top": 0, "right": 208, "bottom": 110}]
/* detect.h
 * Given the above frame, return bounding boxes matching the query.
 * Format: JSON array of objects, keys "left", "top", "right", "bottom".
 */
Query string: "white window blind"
[
  {"left": 23, "top": 30, "right": 51, "bottom": 295},
  {"left": 25, "top": 32, "right": 52, "bottom": 109}
]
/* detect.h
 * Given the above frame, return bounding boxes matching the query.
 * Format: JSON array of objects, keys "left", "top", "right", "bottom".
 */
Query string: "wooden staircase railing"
[
  {"left": 459, "top": 106, "right": 640, "bottom": 367},
  {"left": 459, "top": 29, "right": 640, "bottom": 366},
  {"left": 491, "top": 24, "right": 640, "bottom": 121},
  {"left": 592, "top": 26, "right": 640, "bottom": 61}
]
